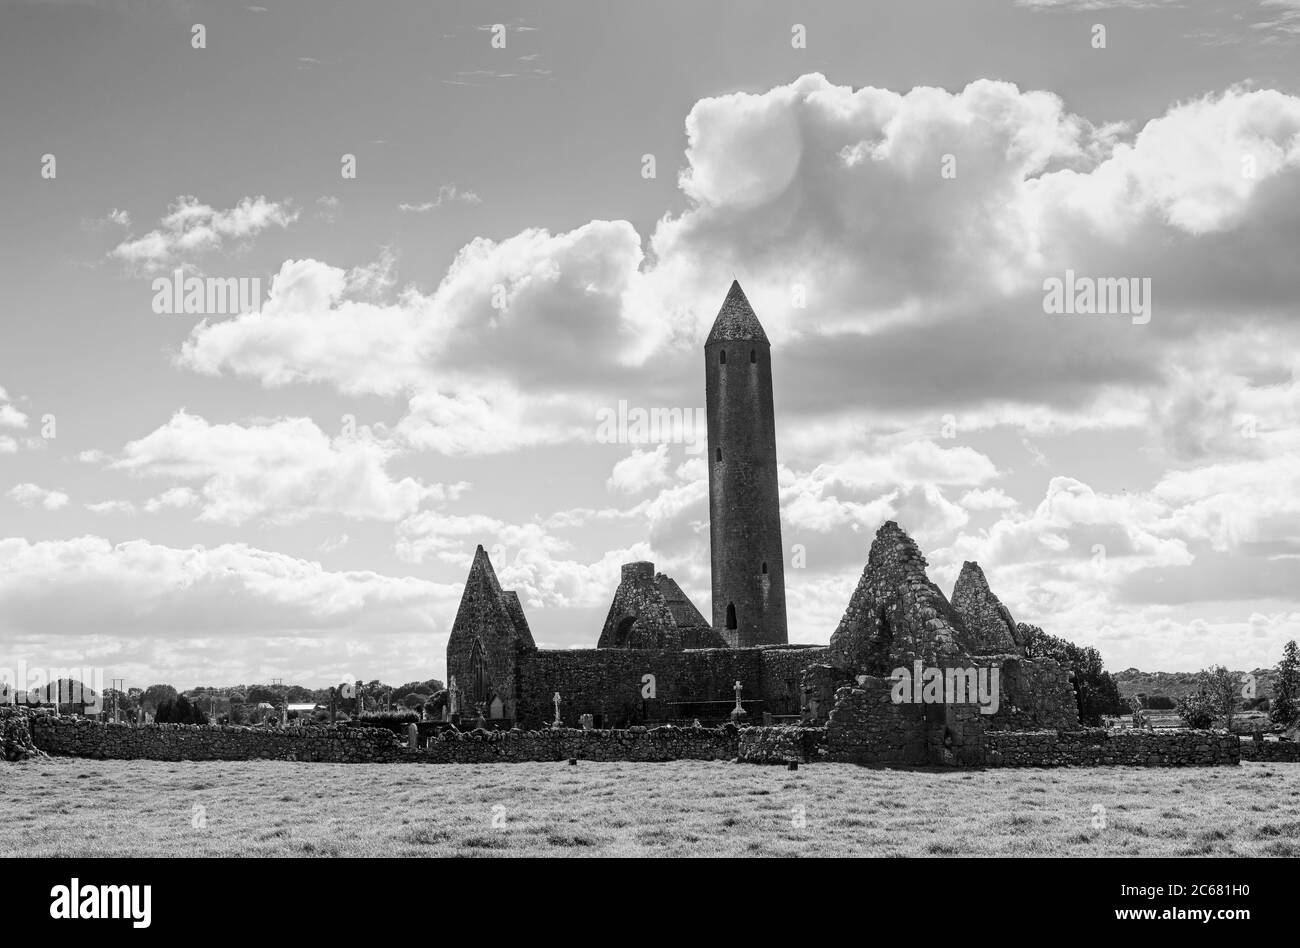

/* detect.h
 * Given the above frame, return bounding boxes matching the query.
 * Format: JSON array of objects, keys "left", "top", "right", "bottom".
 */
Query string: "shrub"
[
  {"left": 1177, "top": 686, "right": 1217, "bottom": 729},
  {"left": 354, "top": 709, "right": 419, "bottom": 735},
  {"left": 155, "top": 694, "right": 209, "bottom": 725}
]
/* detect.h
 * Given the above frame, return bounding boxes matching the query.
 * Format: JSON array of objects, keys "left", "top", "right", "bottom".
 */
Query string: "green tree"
[
  {"left": 1273, "top": 640, "right": 1299, "bottom": 728},
  {"left": 245, "top": 685, "right": 280, "bottom": 706},
  {"left": 140, "top": 684, "right": 178, "bottom": 713},
  {"left": 1018, "top": 623, "right": 1126, "bottom": 725},
  {"left": 1204, "top": 665, "right": 1239, "bottom": 730}
]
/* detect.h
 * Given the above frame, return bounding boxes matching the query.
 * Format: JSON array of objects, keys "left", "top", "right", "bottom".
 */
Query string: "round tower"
[{"left": 704, "top": 280, "right": 788, "bottom": 647}]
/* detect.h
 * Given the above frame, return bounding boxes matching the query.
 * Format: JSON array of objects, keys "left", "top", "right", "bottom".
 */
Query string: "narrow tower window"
[
  {"left": 726, "top": 602, "right": 737, "bottom": 630},
  {"left": 719, "top": 350, "right": 727, "bottom": 365},
  {"left": 750, "top": 349, "right": 756, "bottom": 364},
  {"left": 715, "top": 448, "right": 722, "bottom": 462},
  {"left": 761, "top": 562, "right": 768, "bottom": 575}
]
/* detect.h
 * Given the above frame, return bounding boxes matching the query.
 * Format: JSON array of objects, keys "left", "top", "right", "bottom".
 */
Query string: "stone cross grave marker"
[
  {"left": 553, "top": 691, "right": 562, "bottom": 726},
  {"left": 730, "top": 680, "right": 749, "bottom": 723}
]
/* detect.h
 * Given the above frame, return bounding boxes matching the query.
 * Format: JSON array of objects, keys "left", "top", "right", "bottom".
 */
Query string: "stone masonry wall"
[
  {"left": 595, "top": 562, "right": 681, "bottom": 650},
  {"left": 823, "top": 679, "right": 932, "bottom": 765},
  {"left": 30, "top": 715, "right": 746, "bottom": 764},
  {"left": 1, "top": 707, "right": 42, "bottom": 761},
  {"left": 445, "top": 546, "right": 535, "bottom": 720},
  {"left": 979, "top": 656, "right": 1080, "bottom": 731},
  {"left": 758, "top": 646, "right": 832, "bottom": 716},
  {"left": 736, "top": 725, "right": 826, "bottom": 763},
  {"left": 420, "top": 724, "right": 739, "bottom": 762},
  {"left": 985, "top": 729, "right": 1240, "bottom": 767},
  {"left": 950, "top": 561, "right": 1020, "bottom": 655},
  {"left": 32, "top": 717, "right": 406, "bottom": 762},
  {"left": 515, "top": 647, "right": 766, "bottom": 728},
  {"left": 24, "top": 714, "right": 1268, "bottom": 769},
  {"left": 1239, "top": 738, "right": 1300, "bottom": 762},
  {"left": 828, "top": 522, "right": 973, "bottom": 675}
]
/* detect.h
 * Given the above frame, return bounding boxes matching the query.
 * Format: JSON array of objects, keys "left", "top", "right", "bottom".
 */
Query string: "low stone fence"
[
  {"left": 985, "top": 728, "right": 1240, "bottom": 767},
  {"left": 1, "top": 707, "right": 42, "bottom": 761},
  {"left": 31, "top": 716, "right": 406, "bottom": 763},
  {"left": 736, "top": 725, "right": 825, "bottom": 764},
  {"left": 418, "top": 724, "right": 738, "bottom": 762},
  {"left": 21, "top": 714, "right": 1270, "bottom": 769},
  {"left": 1239, "top": 738, "right": 1300, "bottom": 762},
  {"left": 28, "top": 716, "right": 743, "bottom": 764}
]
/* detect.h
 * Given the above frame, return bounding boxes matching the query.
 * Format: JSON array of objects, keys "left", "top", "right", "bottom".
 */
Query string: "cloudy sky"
[{"left": 2, "top": 0, "right": 1298, "bottom": 690}]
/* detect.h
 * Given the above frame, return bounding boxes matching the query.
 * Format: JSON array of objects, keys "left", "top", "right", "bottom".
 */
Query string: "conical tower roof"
[{"left": 705, "top": 280, "right": 769, "bottom": 346}]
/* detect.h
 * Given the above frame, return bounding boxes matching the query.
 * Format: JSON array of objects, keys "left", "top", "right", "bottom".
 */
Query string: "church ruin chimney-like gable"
[{"left": 597, "top": 561, "right": 683, "bottom": 650}]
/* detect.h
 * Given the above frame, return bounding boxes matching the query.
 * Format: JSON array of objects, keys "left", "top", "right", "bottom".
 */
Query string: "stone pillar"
[{"left": 408, "top": 723, "right": 418, "bottom": 749}]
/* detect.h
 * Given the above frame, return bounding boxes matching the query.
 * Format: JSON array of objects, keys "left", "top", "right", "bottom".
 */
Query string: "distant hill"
[{"left": 1113, "top": 668, "right": 1276, "bottom": 702}]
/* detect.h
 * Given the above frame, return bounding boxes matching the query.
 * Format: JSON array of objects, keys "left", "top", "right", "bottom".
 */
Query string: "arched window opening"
[
  {"left": 613, "top": 615, "right": 636, "bottom": 648},
  {"left": 726, "top": 602, "right": 737, "bottom": 629},
  {"left": 761, "top": 562, "right": 768, "bottom": 575},
  {"left": 750, "top": 349, "right": 756, "bottom": 364},
  {"left": 719, "top": 350, "right": 727, "bottom": 365},
  {"left": 715, "top": 448, "right": 722, "bottom": 462}
]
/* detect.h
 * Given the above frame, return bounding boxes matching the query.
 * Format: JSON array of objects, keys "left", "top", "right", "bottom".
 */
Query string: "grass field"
[{"left": 3, "top": 757, "right": 1298, "bottom": 857}]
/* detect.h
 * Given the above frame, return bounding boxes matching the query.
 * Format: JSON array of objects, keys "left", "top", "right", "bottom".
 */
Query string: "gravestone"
[
  {"left": 579, "top": 713, "right": 593, "bottom": 731},
  {"left": 407, "top": 723, "right": 418, "bottom": 749}
]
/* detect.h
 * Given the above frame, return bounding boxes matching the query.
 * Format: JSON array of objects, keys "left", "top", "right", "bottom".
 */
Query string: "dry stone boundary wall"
[{"left": 23, "top": 713, "right": 1286, "bottom": 768}]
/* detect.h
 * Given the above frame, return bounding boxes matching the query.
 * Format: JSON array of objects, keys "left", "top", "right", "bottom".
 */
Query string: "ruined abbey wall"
[
  {"left": 758, "top": 646, "right": 832, "bottom": 716},
  {"left": 980, "top": 656, "right": 1080, "bottom": 731},
  {"left": 515, "top": 647, "right": 763, "bottom": 728},
  {"left": 512, "top": 645, "right": 834, "bottom": 728},
  {"left": 828, "top": 522, "right": 972, "bottom": 674},
  {"left": 822, "top": 678, "right": 985, "bottom": 766}
]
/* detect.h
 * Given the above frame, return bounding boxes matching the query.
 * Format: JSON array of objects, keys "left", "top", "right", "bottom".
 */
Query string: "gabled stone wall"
[
  {"left": 950, "top": 561, "right": 1020, "bottom": 655},
  {"left": 596, "top": 562, "right": 682, "bottom": 650},
  {"left": 828, "top": 522, "right": 972, "bottom": 675},
  {"left": 445, "top": 546, "right": 535, "bottom": 720}
]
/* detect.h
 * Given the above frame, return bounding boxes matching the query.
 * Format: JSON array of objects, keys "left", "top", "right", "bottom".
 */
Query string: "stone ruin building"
[{"left": 445, "top": 281, "right": 1080, "bottom": 763}]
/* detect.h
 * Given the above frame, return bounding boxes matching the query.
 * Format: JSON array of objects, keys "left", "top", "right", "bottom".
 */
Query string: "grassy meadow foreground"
[{"left": 3, "top": 757, "right": 1298, "bottom": 857}]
